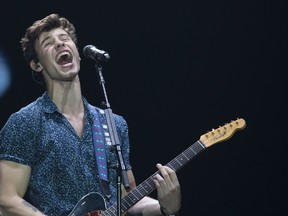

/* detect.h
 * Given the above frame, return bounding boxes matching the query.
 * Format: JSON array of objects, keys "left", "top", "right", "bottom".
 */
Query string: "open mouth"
[{"left": 56, "top": 51, "right": 73, "bottom": 66}]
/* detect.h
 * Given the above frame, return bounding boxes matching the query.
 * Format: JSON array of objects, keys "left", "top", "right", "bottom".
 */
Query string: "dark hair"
[{"left": 20, "top": 14, "right": 78, "bottom": 86}]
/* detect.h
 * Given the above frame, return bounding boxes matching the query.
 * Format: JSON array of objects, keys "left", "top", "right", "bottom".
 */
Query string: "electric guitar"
[{"left": 68, "top": 118, "right": 246, "bottom": 216}]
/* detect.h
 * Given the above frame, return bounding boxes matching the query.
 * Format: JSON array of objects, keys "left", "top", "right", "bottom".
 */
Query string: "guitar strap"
[{"left": 88, "top": 105, "right": 111, "bottom": 198}]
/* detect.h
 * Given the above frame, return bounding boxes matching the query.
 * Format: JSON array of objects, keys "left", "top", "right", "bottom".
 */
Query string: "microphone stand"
[{"left": 94, "top": 62, "right": 130, "bottom": 216}]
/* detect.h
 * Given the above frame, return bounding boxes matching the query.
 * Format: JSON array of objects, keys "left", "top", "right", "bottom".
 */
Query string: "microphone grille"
[{"left": 83, "top": 45, "right": 94, "bottom": 58}]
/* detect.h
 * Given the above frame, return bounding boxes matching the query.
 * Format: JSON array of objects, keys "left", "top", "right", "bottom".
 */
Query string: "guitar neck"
[{"left": 103, "top": 140, "right": 206, "bottom": 215}]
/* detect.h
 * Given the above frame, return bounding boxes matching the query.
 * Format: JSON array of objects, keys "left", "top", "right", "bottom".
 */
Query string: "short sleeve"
[{"left": 0, "top": 111, "right": 39, "bottom": 166}]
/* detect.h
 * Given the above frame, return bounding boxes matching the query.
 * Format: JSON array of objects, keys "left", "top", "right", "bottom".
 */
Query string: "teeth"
[{"left": 56, "top": 51, "right": 71, "bottom": 63}]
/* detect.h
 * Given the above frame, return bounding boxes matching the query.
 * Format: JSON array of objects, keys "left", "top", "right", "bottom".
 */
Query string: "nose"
[
  {"left": 56, "top": 42, "right": 65, "bottom": 49},
  {"left": 55, "top": 38, "right": 65, "bottom": 49}
]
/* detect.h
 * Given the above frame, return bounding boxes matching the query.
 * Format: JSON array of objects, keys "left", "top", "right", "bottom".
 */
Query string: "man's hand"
[{"left": 153, "top": 163, "right": 181, "bottom": 214}]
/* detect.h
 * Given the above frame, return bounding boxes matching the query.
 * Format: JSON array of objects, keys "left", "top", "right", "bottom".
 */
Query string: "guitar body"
[{"left": 68, "top": 192, "right": 106, "bottom": 216}]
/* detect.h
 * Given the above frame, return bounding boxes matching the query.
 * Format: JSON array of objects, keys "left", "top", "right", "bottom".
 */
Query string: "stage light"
[{"left": 0, "top": 50, "right": 11, "bottom": 98}]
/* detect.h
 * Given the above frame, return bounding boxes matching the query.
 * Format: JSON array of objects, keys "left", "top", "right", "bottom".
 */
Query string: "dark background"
[{"left": 0, "top": 0, "right": 287, "bottom": 215}]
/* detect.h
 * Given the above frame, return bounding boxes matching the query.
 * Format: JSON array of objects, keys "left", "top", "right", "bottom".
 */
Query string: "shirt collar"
[{"left": 39, "top": 91, "right": 92, "bottom": 116}]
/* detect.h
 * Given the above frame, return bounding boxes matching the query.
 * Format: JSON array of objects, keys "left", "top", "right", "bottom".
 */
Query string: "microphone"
[{"left": 83, "top": 45, "right": 110, "bottom": 62}]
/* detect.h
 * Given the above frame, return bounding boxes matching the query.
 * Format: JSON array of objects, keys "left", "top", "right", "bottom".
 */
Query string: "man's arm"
[{"left": 0, "top": 160, "right": 46, "bottom": 216}]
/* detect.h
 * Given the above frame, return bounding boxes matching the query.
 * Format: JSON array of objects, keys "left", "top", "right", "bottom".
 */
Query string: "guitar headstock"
[{"left": 200, "top": 118, "right": 246, "bottom": 148}]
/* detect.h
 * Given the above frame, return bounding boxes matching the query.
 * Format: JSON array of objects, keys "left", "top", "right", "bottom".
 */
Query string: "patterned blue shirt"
[{"left": 0, "top": 91, "right": 132, "bottom": 216}]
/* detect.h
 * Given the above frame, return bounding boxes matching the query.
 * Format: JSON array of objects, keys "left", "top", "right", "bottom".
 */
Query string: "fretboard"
[{"left": 103, "top": 140, "right": 206, "bottom": 216}]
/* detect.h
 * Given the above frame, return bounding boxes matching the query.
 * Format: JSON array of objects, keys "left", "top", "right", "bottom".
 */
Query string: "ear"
[{"left": 30, "top": 60, "right": 43, "bottom": 72}]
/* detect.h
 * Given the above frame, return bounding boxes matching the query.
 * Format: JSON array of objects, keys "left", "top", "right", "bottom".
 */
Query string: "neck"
[{"left": 47, "top": 76, "right": 84, "bottom": 115}]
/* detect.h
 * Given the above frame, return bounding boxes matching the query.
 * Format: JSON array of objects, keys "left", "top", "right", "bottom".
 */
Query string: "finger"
[
  {"left": 163, "top": 166, "right": 180, "bottom": 185},
  {"left": 156, "top": 164, "right": 177, "bottom": 186},
  {"left": 156, "top": 164, "right": 170, "bottom": 180},
  {"left": 153, "top": 173, "right": 165, "bottom": 196}
]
